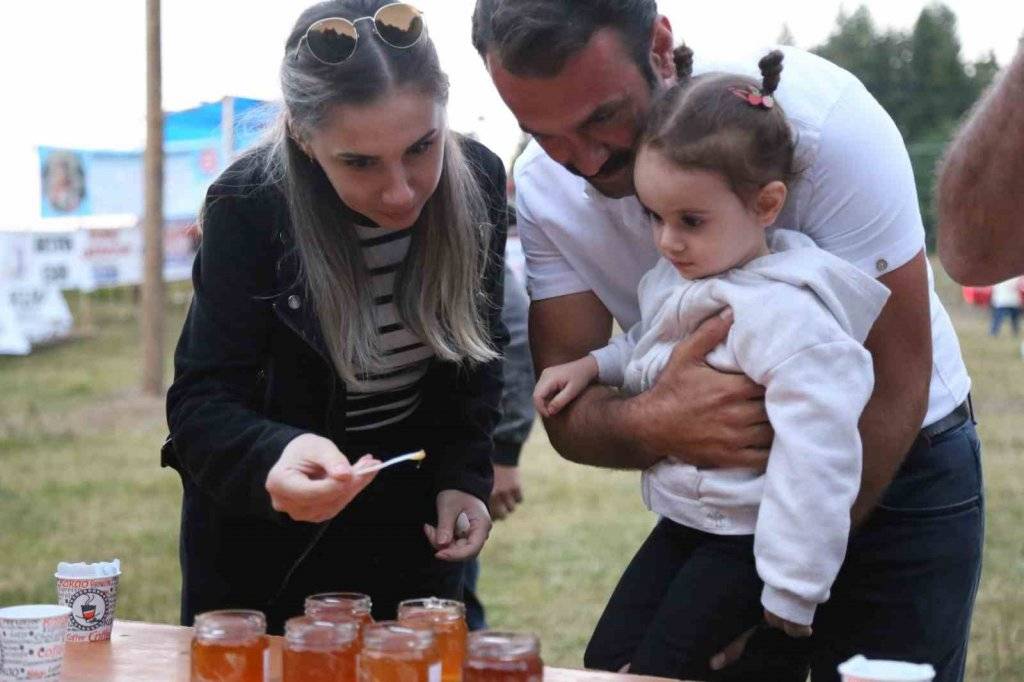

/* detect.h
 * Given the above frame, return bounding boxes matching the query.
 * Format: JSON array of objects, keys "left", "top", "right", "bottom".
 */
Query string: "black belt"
[{"left": 920, "top": 397, "right": 974, "bottom": 441}]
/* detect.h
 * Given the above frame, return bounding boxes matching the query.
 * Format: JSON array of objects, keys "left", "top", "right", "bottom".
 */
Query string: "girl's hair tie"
[{"left": 729, "top": 85, "right": 774, "bottom": 110}]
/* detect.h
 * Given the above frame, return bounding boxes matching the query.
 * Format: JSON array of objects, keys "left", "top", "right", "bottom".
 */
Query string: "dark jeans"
[
  {"left": 809, "top": 419, "right": 984, "bottom": 682},
  {"left": 586, "top": 419, "right": 984, "bottom": 682},
  {"left": 585, "top": 521, "right": 810, "bottom": 681}
]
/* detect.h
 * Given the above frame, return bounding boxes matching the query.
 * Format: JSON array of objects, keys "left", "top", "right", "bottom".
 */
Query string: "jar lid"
[
  {"left": 467, "top": 631, "right": 540, "bottom": 661},
  {"left": 397, "top": 597, "right": 465, "bottom": 622},
  {"left": 193, "top": 610, "right": 266, "bottom": 645},
  {"left": 285, "top": 616, "right": 358, "bottom": 651},
  {"left": 305, "top": 592, "right": 372, "bottom": 616},
  {"left": 362, "top": 621, "right": 436, "bottom": 653}
]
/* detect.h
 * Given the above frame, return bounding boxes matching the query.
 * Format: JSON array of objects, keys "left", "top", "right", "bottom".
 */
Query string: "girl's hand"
[
  {"left": 532, "top": 356, "right": 600, "bottom": 417},
  {"left": 265, "top": 433, "right": 379, "bottom": 522},
  {"left": 764, "top": 609, "right": 813, "bottom": 638},
  {"left": 424, "top": 490, "right": 492, "bottom": 561}
]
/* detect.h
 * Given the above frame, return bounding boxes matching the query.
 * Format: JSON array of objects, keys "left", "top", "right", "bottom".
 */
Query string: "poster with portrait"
[
  {"left": 39, "top": 145, "right": 227, "bottom": 221},
  {"left": 39, "top": 149, "right": 91, "bottom": 217}
]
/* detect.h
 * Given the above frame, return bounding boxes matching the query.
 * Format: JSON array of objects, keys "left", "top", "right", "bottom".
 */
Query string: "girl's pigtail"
[
  {"left": 759, "top": 49, "right": 784, "bottom": 96},
  {"left": 674, "top": 44, "right": 694, "bottom": 83}
]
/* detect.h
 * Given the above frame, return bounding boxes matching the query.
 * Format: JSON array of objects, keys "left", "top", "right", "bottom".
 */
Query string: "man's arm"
[
  {"left": 937, "top": 47, "right": 1024, "bottom": 285},
  {"left": 851, "top": 250, "right": 932, "bottom": 525},
  {"left": 530, "top": 292, "right": 771, "bottom": 470}
]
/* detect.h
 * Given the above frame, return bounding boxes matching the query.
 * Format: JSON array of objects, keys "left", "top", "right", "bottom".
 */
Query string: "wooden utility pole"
[{"left": 141, "top": 0, "right": 165, "bottom": 395}]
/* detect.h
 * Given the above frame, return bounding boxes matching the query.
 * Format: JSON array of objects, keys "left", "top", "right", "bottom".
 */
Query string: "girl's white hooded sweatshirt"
[{"left": 591, "top": 228, "right": 891, "bottom": 625}]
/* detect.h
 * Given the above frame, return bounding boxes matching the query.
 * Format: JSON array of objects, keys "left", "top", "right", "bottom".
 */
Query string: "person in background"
[
  {"left": 938, "top": 44, "right": 1024, "bottom": 285},
  {"left": 989, "top": 276, "right": 1023, "bottom": 337},
  {"left": 464, "top": 190, "right": 538, "bottom": 631}
]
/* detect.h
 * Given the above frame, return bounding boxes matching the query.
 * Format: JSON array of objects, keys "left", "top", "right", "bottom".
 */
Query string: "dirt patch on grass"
[
  {"left": 0, "top": 389, "right": 166, "bottom": 443},
  {"left": 75, "top": 389, "right": 167, "bottom": 434}
]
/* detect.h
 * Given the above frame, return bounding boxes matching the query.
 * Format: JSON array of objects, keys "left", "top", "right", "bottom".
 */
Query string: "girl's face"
[
  {"left": 301, "top": 88, "right": 446, "bottom": 230},
  {"left": 634, "top": 147, "right": 780, "bottom": 280}
]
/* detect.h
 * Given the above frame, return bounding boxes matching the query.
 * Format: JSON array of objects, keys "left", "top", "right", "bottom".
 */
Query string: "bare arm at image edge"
[{"left": 938, "top": 47, "right": 1024, "bottom": 285}]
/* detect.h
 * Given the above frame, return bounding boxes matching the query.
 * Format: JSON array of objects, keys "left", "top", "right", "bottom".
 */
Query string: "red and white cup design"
[
  {"left": 0, "top": 604, "right": 71, "bottom": 681},
  {"left": 55, "top": 572, "right": 120, "bottom": 643}
]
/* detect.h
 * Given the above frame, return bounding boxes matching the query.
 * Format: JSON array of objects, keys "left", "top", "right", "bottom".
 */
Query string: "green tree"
[
  {"left": 811, "top": 3, "right": 999, "bottom": 246},
  {"left": 813, "top": 7, "right": 882, "bottom": 75},
  {"left": 776, "top": 23, "right": 796, "bottom": 47},
  {"left": 906, "top": 121, "right": 957, "bottom": 247},
  {"left": 813, "top": 7, "right": 913, "bottom": 137},
  {"left": 903, "top": 4, "right": 973, "bottom": 138},
  {"left": 969, "top": 51, "right": 1001, "bottom": 101}
]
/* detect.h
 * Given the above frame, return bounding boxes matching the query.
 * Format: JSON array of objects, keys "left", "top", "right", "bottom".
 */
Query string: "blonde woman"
[{"left": 163, "top": 0, "right": 508, "bottom": 632}]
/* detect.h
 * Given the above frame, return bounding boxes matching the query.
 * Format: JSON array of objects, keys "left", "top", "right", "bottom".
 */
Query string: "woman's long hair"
[{"left": 242, "top": 0, "right": 496, "bottom": 388}]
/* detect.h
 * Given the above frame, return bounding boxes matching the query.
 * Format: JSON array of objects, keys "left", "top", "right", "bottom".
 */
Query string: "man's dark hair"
[{"left": 472, "top": 0, "right": 660, "bottom": 82}]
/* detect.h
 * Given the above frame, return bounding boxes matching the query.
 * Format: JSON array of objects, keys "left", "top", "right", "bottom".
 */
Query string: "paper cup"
[
  {"left": 0, "top": 604, "right": 72, "bottom": 682},
  {"left": 838, "top": 655, "right": 936, "bottom": 682},
  {"left": 55, "top": 569, "right": 120, "bottom": 643}
]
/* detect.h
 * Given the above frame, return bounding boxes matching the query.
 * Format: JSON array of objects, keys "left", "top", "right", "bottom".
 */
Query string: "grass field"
[{"left": 1, "top": 266, "right": 1022, "bottom": 679}]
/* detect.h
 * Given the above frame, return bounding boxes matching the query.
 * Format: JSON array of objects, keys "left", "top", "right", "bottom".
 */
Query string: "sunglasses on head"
[{"left": 297, "top": 2, "right": 425, "bottom": 65}]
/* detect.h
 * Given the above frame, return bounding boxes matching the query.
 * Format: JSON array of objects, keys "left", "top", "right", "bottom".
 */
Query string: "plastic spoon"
[{"left": 354, "top": 450, "right": 426, "bottom": 475}]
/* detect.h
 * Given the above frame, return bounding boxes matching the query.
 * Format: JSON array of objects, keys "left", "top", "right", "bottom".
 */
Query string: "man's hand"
[
  {"left": 764, "top": 610, "right": 812, "bottom": 638},
  {"left": 489, "top": 464, "right": 524, "bottom": 520},
  {"left": 709, "top": 613, "right": 812, "bottom": 672},
  {"left": 710, "top": 626, "right": 757, "bottom": 672},
  {"left": 632, "top": 310, "right": 772, "bottom": 469},
  {"left": 265, "top": 433, "right": 379, "bottom": 523}
]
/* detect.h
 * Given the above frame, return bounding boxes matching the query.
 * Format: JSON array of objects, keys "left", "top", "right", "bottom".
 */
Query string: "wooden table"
[{"left": 61, "top": 620, "right": 677, "bottom": 681}]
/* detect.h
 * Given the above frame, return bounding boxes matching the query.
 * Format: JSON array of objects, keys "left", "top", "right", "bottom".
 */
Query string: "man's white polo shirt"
[{"left": 514, "top": 45, "right": 969, "bottom": 428}]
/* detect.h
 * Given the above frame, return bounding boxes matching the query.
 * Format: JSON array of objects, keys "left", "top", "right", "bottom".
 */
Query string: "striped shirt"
[{"left": 346, "top": 224, "right": 434, "bottom": 432}]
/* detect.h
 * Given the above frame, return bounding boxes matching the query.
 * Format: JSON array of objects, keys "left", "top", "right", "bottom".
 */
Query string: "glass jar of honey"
[
  {"left": 191, "top": 609, "right": 269, "bottom": 682},
  {"left": 464, "top": 631, "right": 543, "bottom": 682},
  {"left": 397, "top": 598, "right": 468, "bottom": 682},
  {"left": 283, "top": 616, "right": 359, "bottom": 682},
  {"left": 359, "top": 621, "right": 441, "bottom": 682},
  {"left": 305, "top": 592, "right": 374, "bottom": 631}
]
